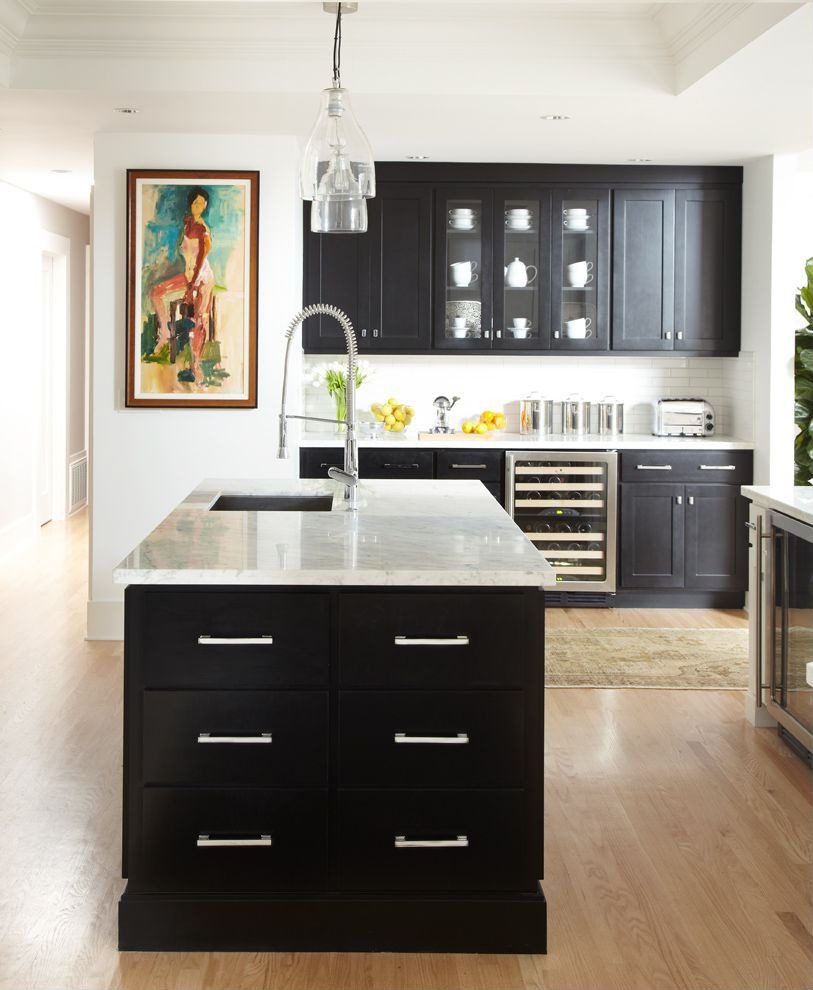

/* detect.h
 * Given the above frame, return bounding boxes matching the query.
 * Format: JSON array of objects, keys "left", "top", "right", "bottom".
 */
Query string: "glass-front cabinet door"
[
  {"left": 434, "top": 188, "right": 493, "bottom": 350},
  {"left": 550, "top": 188, "right": 610, "bottom": 351},
  {"left": 493, "top": 190, "right": 550, "bottom": 350}
]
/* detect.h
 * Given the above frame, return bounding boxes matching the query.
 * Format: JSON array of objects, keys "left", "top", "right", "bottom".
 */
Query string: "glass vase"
[{"left": 332, "top": 389, "right": 347, "bottom": 433}]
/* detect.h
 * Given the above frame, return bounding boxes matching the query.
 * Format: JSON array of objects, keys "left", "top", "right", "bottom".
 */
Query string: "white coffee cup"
[
  {"left": 513, "top": 327, "right": 530, "bottom": 339},
  {"left": 453, "top": 316, "right": 467, "bottom": 329},
  {"left": 564, "top": 208, "right": 587, "bottom": 217},
  {"left": 506, "top": 217, "right": 531, "bottom": 230},
  {"left": 506, "top": 208, "right": 530, "bottom": 217},
  {"left": 512, "top": 317, "right": 530, "bottom": 329},
  {"left": 452, "top": 325, "right": 468, "bottom": 338},
  {"left": 450, "top": 208, "right": 475, "bottom": 216},
  {"left": 567, "top": 261, "right": 594, "bottom": 287},
  {"left": 565, "top": 317, "right": 593, "bottom": 339},
  {"left": 563, "top": 216, "right": 589, "bottom": 231},
  {"left": 450, "top": 261, "right": 478, "bottom": 286}
]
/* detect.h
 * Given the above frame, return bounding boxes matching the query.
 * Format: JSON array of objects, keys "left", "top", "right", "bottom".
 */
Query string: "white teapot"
[{"left": 504, "top": 257, "right": 538, "bottom": 288}]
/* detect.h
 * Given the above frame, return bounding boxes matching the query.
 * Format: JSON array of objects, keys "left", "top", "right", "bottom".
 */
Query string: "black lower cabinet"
[
  {"left": 618, "top": 450, "right": 752, "bottom": 605},
  {"left": 120, "top": 585, "right": 546, "bottom": 952}
]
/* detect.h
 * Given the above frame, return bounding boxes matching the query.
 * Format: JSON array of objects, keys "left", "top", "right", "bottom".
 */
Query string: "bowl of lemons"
[{"left": 370, "top": 397, "right": 414, "bottom": 434}]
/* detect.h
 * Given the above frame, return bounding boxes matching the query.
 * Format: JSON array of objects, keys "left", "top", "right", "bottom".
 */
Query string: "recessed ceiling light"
[
  {"left": 628, "top": 158, "right": 653, "bottom": 163},
  {"left": 540, "top": 114, "right": 571, "bottom": 121},
  {"left": 406, "top": 154, "right": 429, "bottom": 161},
  {"left": 50, "top": 169, "right": 72, "bottom": 174},
  {"left": 114, "top": 107, "right": 141, "bottom": 115}
]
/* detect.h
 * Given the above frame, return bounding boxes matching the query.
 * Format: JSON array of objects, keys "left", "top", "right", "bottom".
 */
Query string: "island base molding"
[{"left": 119, "top": 886, "right": 548, "bottom": 953}]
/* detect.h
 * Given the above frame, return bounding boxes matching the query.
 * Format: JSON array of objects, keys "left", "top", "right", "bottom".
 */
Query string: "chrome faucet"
[{"left": 277, "top": 303, "right": 359, "bottom": 511}]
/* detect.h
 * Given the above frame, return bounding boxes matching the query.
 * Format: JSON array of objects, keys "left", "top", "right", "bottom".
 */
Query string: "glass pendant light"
[{"left": 300, "top": 3, "right": 376, "bottom": 234}]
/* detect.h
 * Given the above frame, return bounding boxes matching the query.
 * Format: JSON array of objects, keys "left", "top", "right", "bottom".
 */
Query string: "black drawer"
[
  {"left": 620, "top": 450, "right": 752, "bottom": 485},
  {"left": 339, "top": 592, "right": 525, "bottom": 688},
  {"left": 337, "top": 790, "right": 536, "bottom": 892},
  {"left": 135, "top": 589, "right": 329, "bottom": 688},
  {"left": 142, "top": 691, "right": 328, "bottom": 786},
  {"left": 436, "top": 449, "right": 502, "bottom": 482},
  {"left": 131, "top": 788, "right": 327, "bottom": 893},
  {"left": 339, "top": 691, "right": 524, "bottom": 788},
  {"left": 300, "top": 447, "right": 344, "bottom": 479},
  {"left": 358, "top": 449, "right": 434, "bottom": 479}
]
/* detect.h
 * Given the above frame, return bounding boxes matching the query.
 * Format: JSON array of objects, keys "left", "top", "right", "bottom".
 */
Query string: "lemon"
[
  {"left": 394, "top": 407, "right": 405, "bottom": 422},
  {"left": 391, "top": 420, "right": 405, "bottom": 432},
  {"left": 385, "top": 414, "right": 396, "bottom": 425},
  {"left": 475, "top": 422, "right": 488, "bottom": 434},
  {"left": 495, "top": 414, "right": 507, "bottom": 429},
  {"left": 387, "top": 397, "right": 399, "bottom": 409},
  {"left": 462, "top": 421, "right": 474, "bottom": 434}
]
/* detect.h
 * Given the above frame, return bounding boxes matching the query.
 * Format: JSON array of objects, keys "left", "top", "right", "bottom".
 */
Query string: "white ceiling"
[{"left": 0, "top": 1, "right": 811, "bottom": 213}]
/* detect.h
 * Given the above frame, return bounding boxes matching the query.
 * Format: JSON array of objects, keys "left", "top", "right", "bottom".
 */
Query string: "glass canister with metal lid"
[
  {"left": 597, "top": 396, "right": 624, "bottom": 436},
  {"left": 519, "top": 393, "right": 553, "bottom": 437},
  {"left": 561, "top": 394, "right": 588, "bottom": 435}
]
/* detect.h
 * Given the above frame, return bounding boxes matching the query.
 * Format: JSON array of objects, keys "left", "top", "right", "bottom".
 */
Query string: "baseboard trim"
[
  {"left": 119, "top": 884, "right": 547, "bottom": 953},
  {"left": 613, "top": 590, "right": 745, "bottom": 609},
  {"left": 86, "top": 599, "right": 124, "bottom": 640}
]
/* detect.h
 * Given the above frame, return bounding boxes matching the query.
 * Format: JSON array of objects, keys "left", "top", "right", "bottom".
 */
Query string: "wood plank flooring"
[{"left": 0, "top": 513, "right": 809, "bottom": 990}]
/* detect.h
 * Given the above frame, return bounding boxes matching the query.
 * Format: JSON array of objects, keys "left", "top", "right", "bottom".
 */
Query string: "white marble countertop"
[
  {"left": 740, "top": 485, "right": 813, "bottom": 526},
  {"left": 114, "top": 478, "right": 555, "bottom": 588},
  {"left": 300, "top": 432, "right": 753, "bottom": 450}
]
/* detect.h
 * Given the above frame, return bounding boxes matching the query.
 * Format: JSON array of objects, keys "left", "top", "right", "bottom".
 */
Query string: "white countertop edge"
[
  {"left": 740, "top": 486, "right": 813, "bottom": 527},
  {"left": 807, "top": 662, "right": 813, "bottom": 689},
  {"left": 299, "top": 433, "right": 753, "bottom": 450},
  {"left": 113, "top": 567, "right": 553, "bottom": 589}
]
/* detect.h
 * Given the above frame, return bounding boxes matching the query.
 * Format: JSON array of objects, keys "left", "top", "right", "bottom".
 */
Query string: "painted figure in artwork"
[{"left": 148, "top": 187, "right": 217, "bottom": 384}]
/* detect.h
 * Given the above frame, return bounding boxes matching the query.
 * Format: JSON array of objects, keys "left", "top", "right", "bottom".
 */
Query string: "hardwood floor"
[{"left": 0, "top": 513, "right": 809, "bottom": 990}]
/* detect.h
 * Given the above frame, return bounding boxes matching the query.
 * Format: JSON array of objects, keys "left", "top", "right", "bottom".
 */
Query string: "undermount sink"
[{"left": 210, "top": 495, "right": 333, "bottom": 512}]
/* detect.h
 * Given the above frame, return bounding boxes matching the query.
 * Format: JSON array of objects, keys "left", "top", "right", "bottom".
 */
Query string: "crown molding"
[{"left": 0, "top": 0, "right": 30, "bottom": 50}]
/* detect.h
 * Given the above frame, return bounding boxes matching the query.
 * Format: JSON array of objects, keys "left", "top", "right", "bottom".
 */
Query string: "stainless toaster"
[{"left": 654, "top": 398, "right": 715, "bottom": 437}]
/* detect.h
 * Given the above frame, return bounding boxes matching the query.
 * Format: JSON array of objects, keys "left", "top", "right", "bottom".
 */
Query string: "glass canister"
[
  {"left": 561, "top": 394, "right": 588, "bottom": 435},
  {"left": 519, "top": 394, "right": 553, "bottom": 437},
  {"left": 597, "top": 396, "right": 624, "bottom": 436}
]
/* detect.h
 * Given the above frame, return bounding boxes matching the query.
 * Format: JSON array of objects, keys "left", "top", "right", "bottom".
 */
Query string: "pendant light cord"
[{"left": 332, "top": 2, "right": 342, "bottom": 87}]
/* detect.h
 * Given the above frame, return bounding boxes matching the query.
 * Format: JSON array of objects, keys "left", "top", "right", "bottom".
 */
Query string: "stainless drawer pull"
[
  {"left": 394, "top": 636, "right": 469, "bottom": 647},
  {"left": 383, "top": 463, "right": 421, "bottom": 470},
  {"left": 197, "top": 635, "right": 274, "bottom": 646},
  {"left": 636, "top": 464, "right": 672, "bottom": 471},
  {"left": 451, "top": 463, "right": 488, "bottom": 470},
  {"left": 394, "top": 835, "right": 469, "bottom": 848},
  {"left": 197, "top": 834, "right": 273, "bottom": 847},
  {"left": 687, "top": 496, "right": 695, "bottom": 506},
  {"left": 197, "top": 732, "right": 272, "bottom": 744},
  {"left": 394, "top": 732, "right": 469, "bottom": 745},
  {"left": 699, "top": 464, "right": 736, "bottom": 471}
]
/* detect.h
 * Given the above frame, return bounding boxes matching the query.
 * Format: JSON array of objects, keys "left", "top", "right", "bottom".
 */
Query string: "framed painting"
[{"left": 126, "top": 169, "right": 259, "bottom": 407}]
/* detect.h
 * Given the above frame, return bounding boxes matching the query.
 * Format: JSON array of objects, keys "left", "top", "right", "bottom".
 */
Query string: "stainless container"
[
  {"left": 597, "top": 397, "right": 624, "bottom": 436},
  {"left": 561, "top": 396, "right": 588, "bottom": 435},
  {"left": 519, "top": 396, "right": 553, "bottom": 437}
]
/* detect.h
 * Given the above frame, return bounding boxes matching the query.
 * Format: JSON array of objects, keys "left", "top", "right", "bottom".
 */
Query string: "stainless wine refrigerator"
[
  {"left": 766, "top": 509, "right": 813, "bottom": 760},
  {"left": 506, "top": 451, "right": 618, "bottom": 595}
]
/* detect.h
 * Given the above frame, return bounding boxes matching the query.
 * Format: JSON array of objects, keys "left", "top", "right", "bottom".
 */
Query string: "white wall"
[
  {"left": 303, "top": 353, "right": 751, "bottom": 438},
  {"left": 88, "top": 133, "right": 302, "bottom": 639},
  {"left": 741, "top": 153, "right": 813, "bottom": 486},
  {"left": 0, "top": 182, "right": 88, "bottom": 551}
]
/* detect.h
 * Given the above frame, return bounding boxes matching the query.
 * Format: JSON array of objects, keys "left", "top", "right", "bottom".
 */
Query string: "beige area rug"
[{"left": 546, "top": 627, "right": 749, "bottom": 689}]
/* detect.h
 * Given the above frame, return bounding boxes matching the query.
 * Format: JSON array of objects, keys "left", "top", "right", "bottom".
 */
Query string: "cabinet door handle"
[
  {"left": 484, "top": 330, "right": 491, "bottom": 339},
  {"left": 394, "top": 835, "right": 469, "bottom": 848},
  {"left": 361, "top": 328, "right": 367, "bottom": 338},
  {"left": 636, "top": 464, "right": 672, "bottom": 471},
  {"left": 197, "top": 732, "right": 273, "bottom": 744},
  {"left": 675, "top": 495, "right": 683, "bottom": 505},
  {"left": 197, "top": 834, "right": 273, "bottom": 847},
  {"left": 451, "top": 463, "right": 487, "bottom": 470},
  {"left": 496, "top": 330, "right": 502, "bottom": 339},
  {"left": 394, "top": 635, "right": 469, "bottom": 647},
  {"left": 699, "top": 464, "right": 736, "bottom": 471},
  {"left": 319, "top": 462, "right": 342, "bottom": 469},
  {"left": 394, "top": 733, "right": 469, "bottom": 745},
  {"left": 383, "top": 463, "right": 421, "bottom": 470},
  {"left": 373, "top": 328, "right": 379, "bottom": 338},
  {"left": 665, "top": 331, "right": 673, "bottom": 340},
  {"left": 197, "top": 635, "right": 274, "bottom": 646},
  {"left": 676, "top": 331, "right": 684, "bottom": 340},
  {"left": 687, "top": 495, "right": 695, "bottom": 506}
]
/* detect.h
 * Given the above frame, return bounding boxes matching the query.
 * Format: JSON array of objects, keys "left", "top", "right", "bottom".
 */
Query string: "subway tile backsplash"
[{"left": 302, "top": 352, "right": 754, "bottom": 440}]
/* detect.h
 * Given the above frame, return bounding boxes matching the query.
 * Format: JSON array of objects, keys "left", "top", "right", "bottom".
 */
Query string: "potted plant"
[{"left": 794, "top": 257, "right": 813, "bottom": 485}]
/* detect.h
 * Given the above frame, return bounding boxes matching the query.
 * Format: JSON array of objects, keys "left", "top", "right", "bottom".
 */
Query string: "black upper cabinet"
[
  {"left": 612, "top": 189, "right": 676, "bottom": 352},
  {"left": 550, "top": 188, "right": 610, "bottom": 352},
  {"left": 368, "top": 183, "right": 432, "bottom": 351},
  {"left": 303, "top": 187, "right": 432, "bottom": 354},
  {"left": 303, "top": 164, "right": 742, "bottom": 356},
  {"left": 674, "top": 188, "right": 740, "bottom": 354}
]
